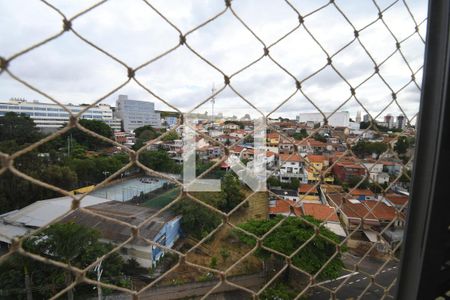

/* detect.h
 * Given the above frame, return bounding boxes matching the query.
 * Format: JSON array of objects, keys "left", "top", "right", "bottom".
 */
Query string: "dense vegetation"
[
  {"left": 236, "top": 216, "right": 345, "bottom": 280},
  {"left": 352, "top": 140, "right": 388, "bottom": 158},
  {"left": 0, "top": 223, "right": 130, "bottom": 299},
  {"left": 0, "top": 113, "right": 181, "bottom": 213},
  {"left": 172, "top": 172, "right": 245, "bottom": 239}
]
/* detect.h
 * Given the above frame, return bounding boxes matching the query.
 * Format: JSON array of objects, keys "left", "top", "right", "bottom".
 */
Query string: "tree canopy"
[
  {"left": 220, "top": 172, "right": 245, "bottom": 212},
  {"left": 352, "top": 140, "right": 388, "bottom": 158},
  {"left": 0, "top": 112, "right": 41, "bottom": 146},
  {"left": 172, "top": 198, "right": 221, "bottom": 239},
  {"left": 394, "top": 136, "right": 410, "bottom": 155},
  {"left": 293, "top": 129, "right": 308, "bottom": 140},
  {"left": 140, "top": 150, "right": 182, "bottom": 174},
  {"left": 0, "top": 222, "right": 130, "bottom": 299},
  {"left": 69, "top": 119, "right": 114, "bottom": 151},
  {"left": 132, "top": 125, "right": 162, "bottom": 150}
]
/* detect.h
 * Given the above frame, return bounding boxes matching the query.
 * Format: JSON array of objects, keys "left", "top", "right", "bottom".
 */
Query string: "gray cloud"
[{"left": 0, "top": 0, "right": 426, "bottom": 120}]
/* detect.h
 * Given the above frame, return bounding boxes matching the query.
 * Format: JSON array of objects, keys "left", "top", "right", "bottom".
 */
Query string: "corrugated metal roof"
[
  {"left": 0, "top": 223, "right": 28, "bottom": 243},
  {"left": 60, "top": 201, "right": 178, "bottom": 246},
  {"left": 2, "top": 195, "right": 110, "bottom": 228}
]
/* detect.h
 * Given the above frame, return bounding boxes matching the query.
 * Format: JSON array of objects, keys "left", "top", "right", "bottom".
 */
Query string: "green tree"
[
  {"left": 313, "top": 133, "right": 327, "bottom": 143},
  {"left": 267, "top": 176, "right": 281, "bottom": 188},
  {"left": 0, "top": 223, "right": 130, "bottom": 299},
  {"left": 161, "top": 130, "right": 180, "bottom": 141},
  {"left": 220, "top": 172, "right": 245, "bottom": 212},
  {"left": 172, "top": 198, "right": 221, "bottom": 239},
  {"left": 140, "top": 150, "right": 181, "bottom": 174},
  {"left": 394, "top": 136, "right": 410, "bottom": 155},
  {"left": 133, "top": 125, "right": 162, "bottom": 150},
  {"left": 237, "top": 216, "right": 344, "bottom": 280},
  {"left": 134, "top": 125, "right": 158, "bottom": 138},
  {"left": 69, "top": 119, "right": 113, "bottom": 151},
  {"left": 67, "top": 153, "right": 129, "bottom": 185},
  {"left": 352, "top": 140, "right": 388, "bottom": 158},
  {"left": 288, "top": 178, "right": 300, "bottom": 190},
  {"left": 293, "top": 129, "right": 308, "bottom": 140},
  {"left": 0, "top": 112, "right": 41, "bottom": 145}
]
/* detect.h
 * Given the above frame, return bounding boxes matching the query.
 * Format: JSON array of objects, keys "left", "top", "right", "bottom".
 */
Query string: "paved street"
[{"left": 309, "top": 254, "right": 399, "bottom": 299}]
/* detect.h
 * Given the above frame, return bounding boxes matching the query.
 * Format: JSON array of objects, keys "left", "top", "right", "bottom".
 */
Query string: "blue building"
[{"left": 61, "top": 201, "right": 181, "bottom": 268}]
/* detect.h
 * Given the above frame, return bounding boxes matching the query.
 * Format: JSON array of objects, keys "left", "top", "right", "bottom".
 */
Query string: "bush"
[
  {"left": 236, "top": 216, "right": 345, "bottom": 280},
  {"left": 209, "top": 256, "right": 218, "bottom": 269}
]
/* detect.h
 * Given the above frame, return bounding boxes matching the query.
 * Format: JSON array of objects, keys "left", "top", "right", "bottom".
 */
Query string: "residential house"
[
  {"left": 216, "top": 134, "right": 240, "bottom": 144},
  {"left": 305, "top": 155, "right": 334, "bottom": 183},
  {"left": 278, "top": 153, "right": 307, "bottom": 184},
  {"left": 266, "top": 132, "right": 280, "bottom": 147},
  {"left": 381, "top": 161, "right": 403, "bottom": 176},
  {"left": 229, "top": 129, "right": 247, "bottom": 139},
  {"left": 278, "top": 137, "right": 295, "bottom": 155},
  {"left": 298, "top": 184, "right": 321, "bottom": 202},
  {"left": 326, "top": 193, "right": 404, "bottom": 243},
  {"left": 245, "top": 149, "right": 277, "bottom": 168},
  {"left": 223, "top": 123, "right": 240, "bottom": 131},
  {"left": 349, "top": 188, "right": 376, "bottom": 201},
  {"left": 362, "top": 161, "right": 390, "bottom": 185},
  {"left": 268, "top": 199, "right": 346, "bottom": 237},
  {"left": 333, "top": 161, "right": 367, "bottom": 183},
  {"left": 270, "top": 189, "right": 299, "bottom": 202},
  {"left": 296, "top": 138, "right": 327, "bottom": 156},
  {"left": 384, "top": 193, "right": 409, "bottom": 211}
]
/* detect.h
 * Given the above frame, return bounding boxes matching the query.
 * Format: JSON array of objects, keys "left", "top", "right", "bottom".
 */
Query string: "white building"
[
  {"left": 278, "top": 153, "right": 308, "bottom": 184},
  {"left": 296, "top": 111, "right": 350, "bottom": 128},
  {"left": 362, "top": 162, "right": 390, "bottom": 185},
  {"left": 0, "top": 99, "right": 120, "bottom": 133},
  {"left": 115, "top": 95, "right": 161, "bottom": 132}
]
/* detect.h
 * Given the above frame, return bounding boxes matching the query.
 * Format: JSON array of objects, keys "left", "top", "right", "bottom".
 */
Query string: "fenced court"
[{"left": 91, "top": 177, "right": 167, "bottom": 202}]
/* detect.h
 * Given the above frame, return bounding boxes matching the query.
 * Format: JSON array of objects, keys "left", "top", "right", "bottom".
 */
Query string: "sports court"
[{"left": 91, "top": 177, "right": 167, "bottom": 202}]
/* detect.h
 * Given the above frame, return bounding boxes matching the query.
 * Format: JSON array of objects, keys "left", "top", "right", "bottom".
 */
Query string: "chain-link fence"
[{"left": 0, "top": 0, "right": 427, "bottom": 299}]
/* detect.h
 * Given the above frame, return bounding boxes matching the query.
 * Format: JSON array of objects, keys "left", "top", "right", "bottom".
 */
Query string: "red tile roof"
[
  {"left": 229, "top": 145, "right": 245, "bottom": 153},
  {"left": 267, "top": 132, "right": 280, "bottom": 139},
  {"left": 364, "top": 200, "right": 400, "bottom": 221},
  {"left": 298, "top": 184, "right": 318, "bottom": 194},
  {"left": 307, "top": 155, "right": 327, "bottom": 163},
  {"left": 302, "top": 203, "right": 339, "bottom": 222},
  {"left": 384, "top": 193, "right": 409, "bottom": 206},
  {"left": 269, "top": 200, "right": 339, "bottom": 222},
  {"left": 327, "top": 194, "right": 378, "bottom": 222},
  {"left": 350, "top": 189, "right": 374, "bottom": 196},
  {"left": 279, "top": 153, "right": 302, "bottom": 162}
]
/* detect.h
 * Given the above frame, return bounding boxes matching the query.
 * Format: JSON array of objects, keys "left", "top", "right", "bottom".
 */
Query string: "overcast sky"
[{"left": 0, "top": 0, "right": 427, "bottom": 122}]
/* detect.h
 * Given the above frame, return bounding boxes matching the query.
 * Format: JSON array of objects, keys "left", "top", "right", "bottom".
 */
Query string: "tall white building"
[
  {"left": 0, "top": 98, "right": 121, "bottom": 133},
  {"left": 115, "top": 95, "right": 161, "bottom": 132},
  {"left": 296, "top": 111, "right": 350, "bottom": 128},
  {"left": 355, "top": 111, "right": 362, "bottom": 123}
]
